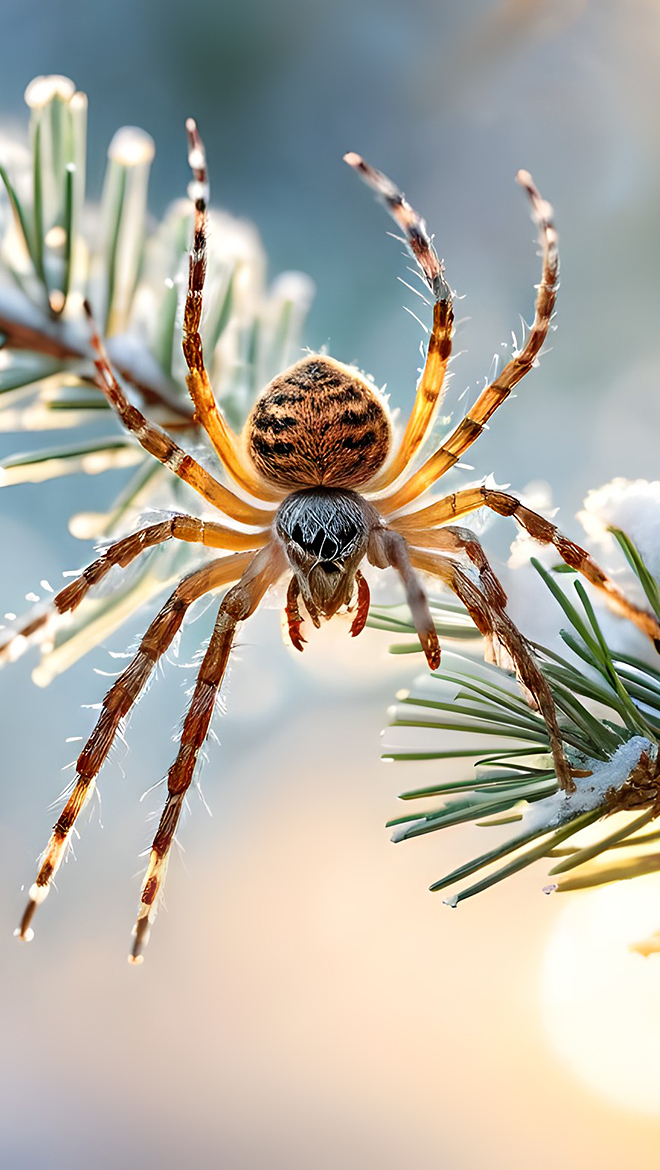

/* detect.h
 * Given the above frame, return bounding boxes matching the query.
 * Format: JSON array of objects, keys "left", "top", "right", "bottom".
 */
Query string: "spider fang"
[{"left": 350, "top": 572, "right": 371, "bottom": 639}]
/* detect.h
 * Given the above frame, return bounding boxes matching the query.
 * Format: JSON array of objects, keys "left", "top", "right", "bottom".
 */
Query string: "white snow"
[
  {"left": 577, "top": 478, "right": 660, "bottom": 584},
  {"left": 107, "top": 126, "right": 155, "bottom": 167},
  {"left": 523, "top": 736, "right": 657, "bottom": 833},
  {"left": 391, "top": 820, "right": 426, "bottom": 844},
  {"left": 390, "top": 739, "right": 655, "bottom": 846}
]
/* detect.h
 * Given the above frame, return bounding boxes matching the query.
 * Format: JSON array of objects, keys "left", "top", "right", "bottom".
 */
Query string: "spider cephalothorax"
[
  {"left": 4, "top": 120, "right": 660, "bottom": 963},
  {"left": 276, "top": 487, "right": 377, "bottom": 627}
]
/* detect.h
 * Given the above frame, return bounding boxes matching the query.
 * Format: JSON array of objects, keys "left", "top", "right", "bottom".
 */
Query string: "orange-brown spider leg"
[
  {"left": 406, "top": 546, "right": 574, "bottom": 792},
  {"left": 85, "top": 303, "right": 275, "bottom": 527},
  {"left": 344, "top": 152, "right": 449, "bottom": 298},
  {"left": 285, "top": 576, "right": 306, "bottom": 652},
  {"left": 0, "top": 515, "right": 271, "bottom": 668},
  {"left": 393, "top": 523, "right": 509, "bottom": 612},
  {"left": 368, "top": 527, "right": 440, "bottom": 669},
  {"left": 129, "top": 541, "right": 286, "bottom": 963},
  {"left": 378, "top": 171, "right": 559, "bottom": 514},
  {"left": 182, "top": 120, "right": 282, "bottom": 503},
  {"left": 15, "top": 551, "right": 256, "bottom": 944},
  {"left": 391, "top": 487, "right": 660, "bottom": 647},
  {"left": 344, "top": 153, "right": 454, "bottom": 492},
  {"left": 350, "top": 570, "right": 370, "bottom": 638},
  {"left": 388, "top": 522, "right": 512, "bottom": 640}
]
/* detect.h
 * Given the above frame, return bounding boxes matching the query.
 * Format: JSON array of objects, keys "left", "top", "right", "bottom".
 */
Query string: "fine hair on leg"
[
  {"left": 16, "top": 551, "right": 257, "bottom": 944},
  {"left": 129, "top": 540, "right": 286, "bottom": 962},
  {"left": 391, "top": 486, "right": 660, "bottom": 646},
  {"left": 182, "top": 119, "right": 283, "bottom": 502},
  {"left": 406, "top": 545, "right": 574, "bottom": 792},
  {"left": 375, "top": 171, "right": 558, "bottom": 513},
  {"left": 0, "top": 516, "right": 271, "bottom": 667},
  {"left": 344, "top": 152, "right": 455, "bottom": 491},
  {"left": 85, "top": 301, "right": 275, "bottom": 526},
  {"left": 367, "top": 526, "right": 440, "bottom": 670}
]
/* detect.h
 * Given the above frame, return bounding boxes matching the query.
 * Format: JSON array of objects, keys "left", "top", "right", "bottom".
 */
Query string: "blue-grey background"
[{"left": 2, "top": 2, "right": 660, "bottom": 1167}]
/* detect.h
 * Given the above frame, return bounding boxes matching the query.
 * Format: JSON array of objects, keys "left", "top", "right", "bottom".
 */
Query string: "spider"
[{"left": 3, "top": 121, "right": 659, "bottom": 964}]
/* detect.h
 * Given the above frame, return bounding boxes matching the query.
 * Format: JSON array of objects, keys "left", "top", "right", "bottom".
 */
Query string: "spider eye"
[
  {"left": 276, "top": 488, "right": 368, "bottom": 572},
  {"left": 291, "top": 525, "right": 341, "bottom": 562},
  {"left": 319, "top": 534, "right": 339, "bottom": 560}
]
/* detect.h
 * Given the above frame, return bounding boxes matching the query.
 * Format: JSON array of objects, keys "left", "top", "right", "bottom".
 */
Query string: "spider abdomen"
[{"left": 246, "top": 355, "right": 391, "bottom": 489}]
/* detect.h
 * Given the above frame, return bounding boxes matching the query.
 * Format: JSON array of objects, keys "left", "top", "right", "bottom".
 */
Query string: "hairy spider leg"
[
  {"left": 377, "top": 171, "right": 559, "bottom": 514},
  {"left": 343, "top": 153, "right": 449, "bottom": 298},
  {"left": 394, "top": 523, "right": 509, "bottom": 611},
  {"left": 368, "top": 527, "right": 440, "bottom": 670},
  {"left": 350, "top": 570, "right": 370, "bottom": 637},
  {"left": 386, "top": 522, "right": 571, "bottom": 780},
  {"left": 406, "top": 546, "right": 574, "bottom": 792},
  {"left": 369, "top": 296, "right": 454, "bottom": 493},
  {"left": 182, "top": 120, "right": 283, "bottom": 503},
  {"left": 129, "top": 541, "right": 286, "bottom": 963},
  {"left": 16, "top": 552, "right": 256, "bottom": 943},
  {"left": 86, "top": 304, "right": 275, "bottom": 527},
  {"left": 344, "top": 153, "right": 454, "bottom": 492},
  {"left": 391, "top": 486, "right": 660, "bottom": 646},
  {"left": 0, "top": 515, "right": 271, "bottom": 667}
]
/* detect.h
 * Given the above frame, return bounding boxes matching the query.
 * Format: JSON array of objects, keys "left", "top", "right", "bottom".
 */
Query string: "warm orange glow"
[{"left": 541, "top": 876, "right": 660, "bottom": 1115}]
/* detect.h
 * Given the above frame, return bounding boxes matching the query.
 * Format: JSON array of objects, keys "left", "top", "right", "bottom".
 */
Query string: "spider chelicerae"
[{"left": 3, "top": 121, "right": 659, "bottom": 964}]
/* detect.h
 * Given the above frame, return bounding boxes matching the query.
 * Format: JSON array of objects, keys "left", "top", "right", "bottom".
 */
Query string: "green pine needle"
[{"left": 374, "top": 536, "right": 660, "bottom": 907}]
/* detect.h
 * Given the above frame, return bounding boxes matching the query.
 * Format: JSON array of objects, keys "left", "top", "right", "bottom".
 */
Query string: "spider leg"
[
  {"left": 183, "top": 121, "right": 283, "bottom": 503},
  {"left": 129, "top": 541, "right": 285, "bottom": 963},
  {"left": 285, "top": 576, "right": 306, "bottom": 651},
  {"left": 367, "top": 527, "right": 440, "bottom": 670},
  {"left": 0, "top": 515, "right": 272, "bottom": 667},
  {"left": 391, "top": 487, "right": 660, "bottom": 646},
  {"left": 86, "top": 304, "right": 275, "bottom": 527},
  {"left": 377, "top": 171, "right": 558, "bottom": 514},
  {"left": 344, "top": 153, "right": 450, "bottom": 298},
  {"left": 344, "top": 153, "right": 454, "bottom": 492},
  {"left": 406, "top": 545, "right": 574, "bottom": 792},
  {"left": 15, "top": 551, "right": 257, "bottom": 944},
  {"left": 350, "top": 570, "right": 370, "bottom": 638},
  {"left": 395, "top": 523, "right": 509, "bottom": 610}
]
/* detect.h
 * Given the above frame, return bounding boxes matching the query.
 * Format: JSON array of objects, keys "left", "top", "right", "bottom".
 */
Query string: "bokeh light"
[
  {"left": 542, "top": 877, "right": 660, "bottom": 1117},
  {"left": 4, "top": 1, "right": 660, "bottom": 1166}
]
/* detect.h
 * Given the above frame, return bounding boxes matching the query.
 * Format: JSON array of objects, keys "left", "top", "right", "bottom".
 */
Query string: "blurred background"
[{"left": 3, "top": 0, "right": 660, "bottom": 1166}]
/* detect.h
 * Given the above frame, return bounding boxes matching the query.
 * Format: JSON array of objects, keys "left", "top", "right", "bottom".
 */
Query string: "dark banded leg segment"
[
  {"left": 86, "top": 302, "right": 275, "bottom": 526},
  {"left": 389, "top": 523, "right": 508, "bottom": 611},
  {"left": 182, "top": 120, "right": 282, "bottom": 502},
  {"left": 407, "top": 546, "right": 574, "bottom": 792},
  {"left": 15, "top": 552, "right": 256, "bottom": 944},
  {"left": 130, "top": 542, "right": 286, "bottom": 963},
  {"left": 377, "top": 171, "right": 558, "bottom": 514},
  {"left": 344, "top": 153, "right": 455, "bottom": 492},
  {"left": 0, "top": 516, "right": 270, "bottom": 668},
  {"left": 367, "top": 528, "right": 440, "bottom": 670},
  {"left": 391, "top": 486, "right": 660, "bottom": 646}
]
